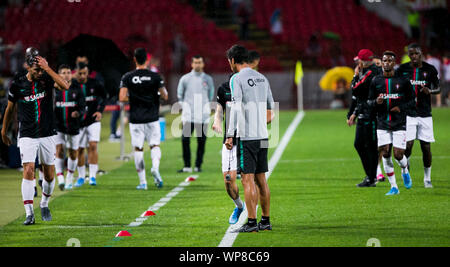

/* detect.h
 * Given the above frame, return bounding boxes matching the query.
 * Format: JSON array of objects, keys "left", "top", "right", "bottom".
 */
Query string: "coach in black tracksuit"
[{"left": 347, "top": 49, "right": 382, "bottom": 187}]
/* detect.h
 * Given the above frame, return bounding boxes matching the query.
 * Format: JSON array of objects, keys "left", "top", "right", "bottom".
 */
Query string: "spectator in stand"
[
  {"left": 231, "top": 0, "right": 244, "bottom": 23},
  {"left": 237, "top": 2, "right": 251, "bottom": 40},
  {"left": 304, "top": 33, "right": 322, "bottom": 68},
  {"left": 270, "top": 8, "right": 283, "bottom": 41},
  {"left": 171, "top": 33, "right": 188, "bottom": 73},
  {"left": 329, "top": 39, "right": 346, "bottom": 67},
  {"left": 425, "top": 52, "right": 442, "bottom": 107},
  {"left": 407, "top": 8, "right": 421, "bottom": 40}
]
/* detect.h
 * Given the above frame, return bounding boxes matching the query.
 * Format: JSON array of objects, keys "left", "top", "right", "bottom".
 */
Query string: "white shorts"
[
  {"left": 222, "top": 144, "right": 238, "bottom": 173},
  {"left": 406, "top": 116, "right": 435, "bottom": 143},
  {"left": 18, "top": 136, "right": 56, "bottom": 165},
  {"left": 55, "top": 132, "right": 81, "bottom": 150},
  {"left": 78, "top": 122, "right": 101, "bottom": 148},
  {"left": 377, "top": 130, "right": 407, "bottom": 150},
  {"left": 129, "top": 121, "right": 161, "bottom": 149}
]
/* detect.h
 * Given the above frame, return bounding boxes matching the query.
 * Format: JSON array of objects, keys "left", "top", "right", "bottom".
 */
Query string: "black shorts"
[{"left": 237, "top": 139, "right": 269, "bottom": 174}]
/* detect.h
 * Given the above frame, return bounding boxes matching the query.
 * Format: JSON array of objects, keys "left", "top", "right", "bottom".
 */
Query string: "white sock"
[
  {"left": 233, "top": 196, "right": 244, "bottom": 209},
  {"left": 41, "top": 179, "right": 55, "bottom": 208},
  {"left": 89, "top": 164, "right": 98, "bottom": 179},
  {"left": 22, "top": 179, "right": 35, "bottom": 216},
  {"left": 377, "top": 163, "right": 382, "bottom": 177},
  {"left": 134, "top": 151, "right": 146, "bottom": 185},
  {"left": 55, "top": 158, "right": 64, "bottom": 177},
  {"left": 66, "top": 158, "right": 78, "bottom": 184},
  {"left": 424, "top": 167, "right": 432, "bottom": 182},
  {"left": 396, "top": 155, "right": 409, "bottom": 174},
  {"left": 38, "top": 169, "right": 44, "bottom": 182},
  {"left": 78, "top": 165, "right": 86, "bottom": 179},
  {"left": 151, "top": 146, "right": 161, "bottom": 171},
  {"left": 383, "top": 157, "right": 397, "bottom": 189}
]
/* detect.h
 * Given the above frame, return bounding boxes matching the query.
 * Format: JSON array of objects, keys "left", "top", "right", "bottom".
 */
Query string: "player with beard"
[{"left": 1, "top": 48, "right": 69, "bottom": 225}]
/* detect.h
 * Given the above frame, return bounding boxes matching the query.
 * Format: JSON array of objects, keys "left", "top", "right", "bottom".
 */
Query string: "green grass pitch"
[{"left": 0, "top": 109, "right": 449, "bottom": 247}]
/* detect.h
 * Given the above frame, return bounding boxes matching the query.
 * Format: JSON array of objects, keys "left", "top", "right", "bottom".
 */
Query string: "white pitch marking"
[
  {"left": 218, "top": 111, "right": 305, "bottom": 247},
  {"left": 116, "top": 178, "right": 197, "bottom": 236}
]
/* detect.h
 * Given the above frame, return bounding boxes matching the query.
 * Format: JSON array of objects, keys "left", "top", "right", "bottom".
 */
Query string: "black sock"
[
  {"left": 247, "top": 218, "right": 257, "bottom": 226},
  {"left": 261, "top": 216, "right": 270, "bottom": 224}
]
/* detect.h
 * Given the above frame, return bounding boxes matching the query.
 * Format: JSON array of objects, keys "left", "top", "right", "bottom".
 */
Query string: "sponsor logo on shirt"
[
  {"left": 247, "top": 78, "right": 266, "bottom": 87},
  {"left": 85, "top": 96, "right": 96, "bottom": 102},
  {"left": 380, "top": 93, "right": 401, "bottom": 99},
  {"left": 410, "top": 80, "right": 426, "bottom": 86},
  {"left": 56, "top": 101, "right": 78, "bottom": 108},
  {"left": 22, "top": 92, "right": 45, "bottom": 102},
  {"left": 132, "top": 76, "right": 152, "bottom": 84}
]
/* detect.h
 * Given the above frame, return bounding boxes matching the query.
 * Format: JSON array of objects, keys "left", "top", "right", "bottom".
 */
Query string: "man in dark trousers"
[{"left": 347, "top": 49, "right": 382, "bottom": 187}]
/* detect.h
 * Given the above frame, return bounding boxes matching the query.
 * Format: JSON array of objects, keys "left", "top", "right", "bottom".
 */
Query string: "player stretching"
[
  {"left": 1, "top": 48, "right": 69, "bottom": 225},
  {"left": 225, "top": 45, "right": 274, "bottom": 232},
  {"left": 54, "top": 65, "right": 85, "bottom": 190},
  {"left": 74, "top": 62, "right": 106, "bottom": 187},
  {"left": 396, "top": 43, "right": 440, "bottom": 188},
  {"left": 119, "top": 48, "right": 168, "bottom": 190},
  {"left": 368, "top": 51, "right": 415, "bottom": 196}
]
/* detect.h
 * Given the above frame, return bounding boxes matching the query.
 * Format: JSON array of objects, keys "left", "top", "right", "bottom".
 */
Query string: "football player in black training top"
[
  {"left": 1, "top": 48, "right": 70, "bottom": 225},
  {"left": 73, "top": 62, "right": 106, "bottom": 187},
  {"left": 119, "top": 48, "right": 168, "bottom": 190},
  {"left": 396, "top": 43, "right": 440, "bottom": 188},
  {"left": 368, "top": 51, "right": 415, "bottom": 196},
  {"left": 54, "top": 64, "right": 85, "bottom": 191}
]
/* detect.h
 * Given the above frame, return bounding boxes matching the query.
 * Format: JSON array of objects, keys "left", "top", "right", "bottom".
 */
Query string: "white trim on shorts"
[{"left": 129, "top": 121, "right": 161, "bottom": 150}]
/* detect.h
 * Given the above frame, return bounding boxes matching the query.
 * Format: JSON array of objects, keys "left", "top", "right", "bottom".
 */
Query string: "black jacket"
[{"left": 347, "top": 64, "right": 382, "bottom": 121}]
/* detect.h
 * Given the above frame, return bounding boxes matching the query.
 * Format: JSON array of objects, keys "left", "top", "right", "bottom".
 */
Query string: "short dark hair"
[
  {"left": 76, "top": 62, "right": 88, "bottom": 70},
  {"left": 226, "top": 45, "right": 248, "bottom": 64},
  {"left": 192, "top": 55, "right": 203, "bottom": 61},
  {"left": 383, "top": 51, "right": 397, "bottom": 58},
  {"left": 408, "top": 43, "right": 421, "bottom": 51},
  {"left": 248, "top": 50, "right": 261, "bottom": 63},
  {"left": 134, "top": 48, "right": 147, "bottom": 65},
  {"left": 58, "top": 64, "right": 71, "bottom": 72}
]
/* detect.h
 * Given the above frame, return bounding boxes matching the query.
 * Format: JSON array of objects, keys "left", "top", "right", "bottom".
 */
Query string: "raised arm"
[{"left": 37, "top": 56, "right": 69, "bottom": 91}]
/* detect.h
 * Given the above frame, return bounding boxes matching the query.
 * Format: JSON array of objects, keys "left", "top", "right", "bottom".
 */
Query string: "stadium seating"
[
  {"left": 2, "top": 0, "right": 282, "bottom": 73},
  {"left": 252, "top": 0, "right": 408, "bottom": 68}
]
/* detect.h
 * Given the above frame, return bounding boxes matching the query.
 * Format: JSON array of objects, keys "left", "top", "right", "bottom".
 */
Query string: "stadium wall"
[{"left": 168, "top": 71, "right": 335, "bottom": 110}]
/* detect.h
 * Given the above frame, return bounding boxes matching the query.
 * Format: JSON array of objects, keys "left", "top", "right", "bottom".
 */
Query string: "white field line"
[
  {"left": 218, "top": 111, "right": 305, "bottom": 247},
  {"left": 279, "top": 155, "right": 450, "bottom": 164},
  {"left": 114, "top": 176, "right": 198, "bottom": 234}
]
